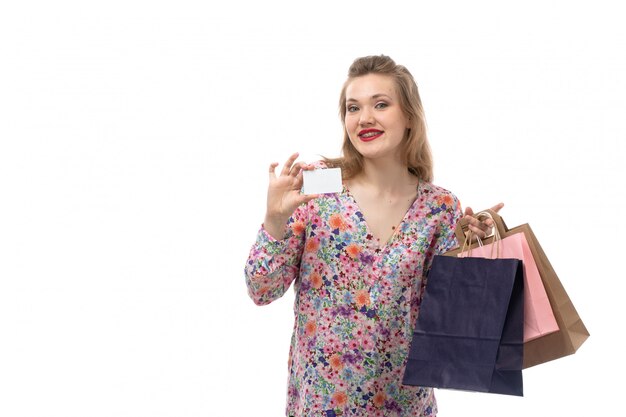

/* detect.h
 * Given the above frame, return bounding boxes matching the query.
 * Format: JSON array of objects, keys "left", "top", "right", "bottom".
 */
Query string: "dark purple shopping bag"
[{"left": 402, "top": 255, "right": 524, "bottom": 396}]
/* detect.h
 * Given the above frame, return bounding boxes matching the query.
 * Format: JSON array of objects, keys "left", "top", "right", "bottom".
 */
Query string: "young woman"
[{"left": 245, "top": 55, "right": 500, "bottom": 417}]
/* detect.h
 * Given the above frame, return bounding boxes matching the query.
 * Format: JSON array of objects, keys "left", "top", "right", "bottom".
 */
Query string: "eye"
[
  {"left": 375, "top": 102, "right": 388, "bottom": 109},
  {"left": 347, "top": 105, "right": 359, "bottom": 113}
]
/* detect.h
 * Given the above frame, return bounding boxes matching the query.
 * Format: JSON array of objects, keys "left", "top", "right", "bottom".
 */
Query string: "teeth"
[{"left": 362, "top": 131, "right": 380, "bottom": 137}]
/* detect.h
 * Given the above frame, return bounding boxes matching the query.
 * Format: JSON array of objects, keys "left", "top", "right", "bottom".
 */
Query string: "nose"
[{"left": 359, "top": 107, "right": 375, "bottom": 126}]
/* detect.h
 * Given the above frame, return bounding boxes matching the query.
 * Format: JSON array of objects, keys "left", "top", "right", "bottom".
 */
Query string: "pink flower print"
[
  {"left": 361, "top": 335, "right": 375, "bottom": 350},
  {"left": 348, "top": 339, "right": 359, "bottom": 351}
]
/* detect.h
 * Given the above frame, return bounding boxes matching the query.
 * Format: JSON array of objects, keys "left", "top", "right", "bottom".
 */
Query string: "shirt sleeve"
[
  {"left": 423, "top": 192, "right": 463, "bottom": 278},
  {"left": 434, "top": 194, "right": 463, "bottom": 255},
  {"left": 244, "top": 203, "right": 308, "bottom": 306}
]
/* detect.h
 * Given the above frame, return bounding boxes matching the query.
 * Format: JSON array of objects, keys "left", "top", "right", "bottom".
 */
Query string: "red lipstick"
[{"left": 358, "top": 129, "right": 383, "bottom": 142}]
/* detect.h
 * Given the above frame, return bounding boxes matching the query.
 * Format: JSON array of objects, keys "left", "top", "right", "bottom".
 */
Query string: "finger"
[
  {"left": 289, "top": 161, "right": 306, "bottom": 177},
  {"left": 280, "top": 152, "right": 300, "bottom": 176},
  {"left": 295, "top": 167, "right": 305, "bottom": 181},
  {"left": 468, "top": 223, "right": 490, "bottom": 238},
  {"left": 464, "top": 206, "right": 474, "bottom": 217},
  {"left": 481, "top": 220, "right": 494, "bottom": 237},
  {"left": 490, "top": 202, "right": 504, "bottom": 213},
  {"left": 292, "top": 170, "right": 305, "bottom": 190},
  {"left": 300, "top": 193, "right": 320, "bottom": 203},
  {"left": 468, "top": 216, "right": 490, "bottom": 234},
  {"left": 268, "top": 162, "right": 279, "bottom": 179}
]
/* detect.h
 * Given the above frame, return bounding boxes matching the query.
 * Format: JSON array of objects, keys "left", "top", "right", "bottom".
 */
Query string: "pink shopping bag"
[{"left": 457, "top": 232, "right": 559, "bottom": 342}]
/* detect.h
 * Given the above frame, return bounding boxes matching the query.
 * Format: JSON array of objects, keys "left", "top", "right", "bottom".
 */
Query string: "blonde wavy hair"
[{"left": 325, "top": 55, "right": 433, "bottom": 182}]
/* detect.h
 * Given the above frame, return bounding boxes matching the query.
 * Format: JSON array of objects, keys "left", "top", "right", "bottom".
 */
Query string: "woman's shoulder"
[
  {"left": 419, "top": 181, "right": 460, "bottom": 209},
  {"left": 420, "top": 181, "right": 457, "bottom": 199}
]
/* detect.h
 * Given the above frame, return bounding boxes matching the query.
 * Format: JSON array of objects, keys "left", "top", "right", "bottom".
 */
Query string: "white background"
[{"left": 1, "top": 1, "right": 624, "bottom": 416}]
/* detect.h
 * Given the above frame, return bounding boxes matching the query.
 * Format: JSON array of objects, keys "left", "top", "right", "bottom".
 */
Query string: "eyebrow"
[{"left": 346, "top": 93, "right": 393, "bottom": 103}]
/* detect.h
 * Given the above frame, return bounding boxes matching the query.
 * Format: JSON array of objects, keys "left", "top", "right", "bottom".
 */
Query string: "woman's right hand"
[{"left": 263, "top": 152, "right": 319, "bottom": 239}]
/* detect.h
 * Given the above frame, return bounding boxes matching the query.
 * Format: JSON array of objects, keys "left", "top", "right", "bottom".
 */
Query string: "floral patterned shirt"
[{"left": 245, "top": 171, "right": 462, "bottom": 417}]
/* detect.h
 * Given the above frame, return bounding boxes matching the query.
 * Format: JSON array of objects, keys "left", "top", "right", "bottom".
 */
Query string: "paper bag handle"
[
  {"left": 454, "top": 208, "right": 509, "bottom": 257},
  {"left": 458, "top": 211, "right": 502, "bottom": 258},
  {"left": 454, "top": 208, "right": 508, "bottom": 243}
]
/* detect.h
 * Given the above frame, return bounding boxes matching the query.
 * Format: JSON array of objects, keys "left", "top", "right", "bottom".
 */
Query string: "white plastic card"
[{"left": 302, "top": 168, "right": 343, "bottom": 195}]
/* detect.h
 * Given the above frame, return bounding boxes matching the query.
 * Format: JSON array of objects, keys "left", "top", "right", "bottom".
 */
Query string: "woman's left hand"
[{"left": 463, "top": 203, "right": 504, "bottom": 239}]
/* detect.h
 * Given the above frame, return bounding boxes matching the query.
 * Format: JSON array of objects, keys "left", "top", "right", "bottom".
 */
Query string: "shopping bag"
[
  {"left": 446, "top": 212, "right": 559, "bottom": 343},
  {"left": 450, "top": 209, "right": 590, "bottom": 369},
  {"left": 520, "top": 224, "right": 590, "bottom": 368},
  {"left": 402, "top": 254, "right": 524, "bottom": 396}
]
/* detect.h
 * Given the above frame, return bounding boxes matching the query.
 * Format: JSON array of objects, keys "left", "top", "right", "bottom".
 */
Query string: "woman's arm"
[
  {"left": 245, "top": 153, "right": 317, "bottom": 305},
  {"left": 245, "top": 205, "right": 308, "bottom": 305}
]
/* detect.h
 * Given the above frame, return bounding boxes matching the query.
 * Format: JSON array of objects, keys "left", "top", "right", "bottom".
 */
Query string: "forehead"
[{"left": 345, "top": 73, "right": 398, "bottom": 101}]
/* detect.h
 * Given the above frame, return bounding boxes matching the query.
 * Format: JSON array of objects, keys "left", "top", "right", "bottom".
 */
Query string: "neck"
[{"left": 353, "top": 158, "right": 417, "bottom": 193}]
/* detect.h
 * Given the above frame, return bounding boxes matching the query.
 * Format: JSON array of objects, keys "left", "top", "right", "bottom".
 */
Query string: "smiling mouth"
[{"left": 358, "top": 130, "right": 384, "bottom": 142}]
